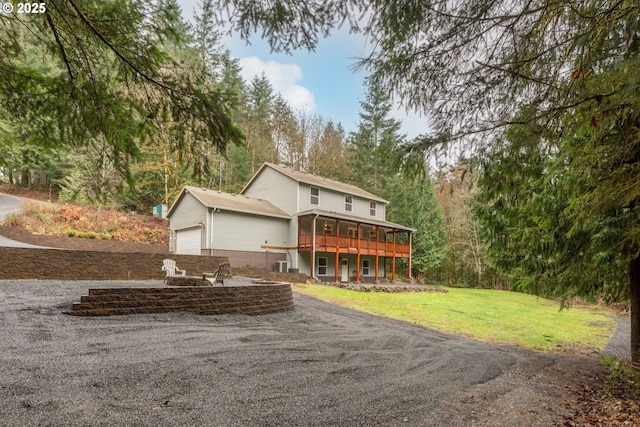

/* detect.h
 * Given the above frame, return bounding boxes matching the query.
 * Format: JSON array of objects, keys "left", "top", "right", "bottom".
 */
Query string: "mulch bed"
[
  {"left": 0, "top": 225, "right": 168, "bottom": 254},
  {"left": 326, "top": 281, "right": 449, "bottom": 293}
]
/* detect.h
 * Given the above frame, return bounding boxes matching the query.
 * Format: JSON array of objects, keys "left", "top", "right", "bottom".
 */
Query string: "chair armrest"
[{"left": 201, "top": 273, "right": 215, "bottom": 285}]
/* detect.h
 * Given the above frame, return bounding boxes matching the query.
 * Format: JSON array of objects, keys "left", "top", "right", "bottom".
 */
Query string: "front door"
[{"left": 340, "top": 259, "right": 349, "bottom": 282}]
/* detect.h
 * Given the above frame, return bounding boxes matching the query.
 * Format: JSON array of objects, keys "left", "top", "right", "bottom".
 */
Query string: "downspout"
[
  {"left": 311, "top": 213, "right": 318, "bottom": 281},
  {"left": 209, "top": 208, "right": 218, "bottom": 256},
  {"left": 408, "top": 231, "right": 413, "bottom": 280},
  {"left": 355, "top": 222, "right": 361, "bottom": 283},
  {"left": 335, "top": 218, "right": 340, "bottom": 283},
  {"left": 391, "top": 230, "right": 397, "bottom": 282}
]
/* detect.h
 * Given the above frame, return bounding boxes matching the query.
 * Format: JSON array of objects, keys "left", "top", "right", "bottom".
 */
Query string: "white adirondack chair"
[
  {"left": 202, "top": 262, "right": 231, "bottom": 286},
  {"left": 162, "top": 259, "right": 186, "bottom": 282}
]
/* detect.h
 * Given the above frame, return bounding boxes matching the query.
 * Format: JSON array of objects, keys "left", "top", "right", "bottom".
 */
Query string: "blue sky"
[{"left": 177, "top": 1, "right": 429, "bottom": 139}]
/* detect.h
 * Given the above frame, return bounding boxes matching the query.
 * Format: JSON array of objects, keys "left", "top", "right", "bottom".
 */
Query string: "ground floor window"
[
  {"left": 362, "top": 259, "right": 370, "bottom": 275},
  {"left": 317, "top": 257, "right": 328, "bottom": 275}
]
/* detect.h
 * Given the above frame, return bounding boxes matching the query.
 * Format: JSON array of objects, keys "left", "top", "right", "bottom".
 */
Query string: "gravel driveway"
[{"left": 0, "top": 280, "right": 617, "bottom": 426}]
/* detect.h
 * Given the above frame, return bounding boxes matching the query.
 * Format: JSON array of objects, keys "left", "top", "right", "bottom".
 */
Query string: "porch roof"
[{"left": 296, "top": 209, "right": 415, "bottom": 232}]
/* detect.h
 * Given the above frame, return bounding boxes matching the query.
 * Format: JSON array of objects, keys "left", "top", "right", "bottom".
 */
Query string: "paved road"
[{"left": 0, "top": 192, "right": 52, "bottom": 248}]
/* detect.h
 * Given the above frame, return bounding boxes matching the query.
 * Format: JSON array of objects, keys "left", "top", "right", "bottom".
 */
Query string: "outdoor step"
[
  {"left": 80, "top": 292, "right": 242, "bottom": 303},
  {"left": 80, "top": 292, "right": 280, "bottom": 305},
  {"left": 73, "top": 298, "right": 250, "bottom": 311},
  {"left": 68, "top": 284, "right": 294, "bottom": 317},
  {"left": 68, "top": 305, "right": 195, "bottom": 317}
]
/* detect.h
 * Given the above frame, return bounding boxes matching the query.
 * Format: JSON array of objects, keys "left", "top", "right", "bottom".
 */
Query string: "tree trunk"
[{"left": 631, "top": 255, "right": 640, "bottom": 365}]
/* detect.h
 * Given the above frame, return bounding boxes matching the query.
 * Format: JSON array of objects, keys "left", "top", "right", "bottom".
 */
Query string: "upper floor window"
[
  {"left": 310, "top": 186, "right": 319, "bottom": 205},
  {"left": 369, "top": 201, "right": 376, "bottom": 216},
  {"left": 345, "top": 194, "right": 353, "bottom": 212}
]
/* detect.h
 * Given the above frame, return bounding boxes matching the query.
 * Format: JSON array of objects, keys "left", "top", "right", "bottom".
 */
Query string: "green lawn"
[{"left": 292, "top": 284, "right": 617, "bottom": 353}]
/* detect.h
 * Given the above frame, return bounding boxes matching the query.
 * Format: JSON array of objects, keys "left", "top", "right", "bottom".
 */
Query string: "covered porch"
[{"left": 297, "top": 211, "right": 413, "bottom": 282}]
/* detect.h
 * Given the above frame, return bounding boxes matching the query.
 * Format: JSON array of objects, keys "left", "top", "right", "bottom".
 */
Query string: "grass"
[{"left": 293, "top": 284, "right": 618, "bottom": 354}]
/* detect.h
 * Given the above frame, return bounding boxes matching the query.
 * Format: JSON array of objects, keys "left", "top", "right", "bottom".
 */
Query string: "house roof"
[
  {"left": 241, "top": 162, "right": 389, "bottom": 204},
  {"left": 167, "top": 186, "right": 290, "bottom": 219},
  {"left": 296, "top": 208, "right": 415, "bottom": 232}
]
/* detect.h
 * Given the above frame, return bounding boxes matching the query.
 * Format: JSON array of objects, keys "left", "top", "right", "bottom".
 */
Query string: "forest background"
[
  {"left": 0, "top": 0, "right": 635, "bottom": 311},
  {"left": 0, "top": 0, "right": 480, "bottom": 287}
]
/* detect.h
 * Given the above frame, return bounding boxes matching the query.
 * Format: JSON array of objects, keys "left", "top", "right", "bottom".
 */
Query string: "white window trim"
[
  {"left": 310, "top": 186, "right": 319, "bottom": 205},
  {"left": 362, "top": 259, "right": 370, "bottom": 276},
  {"left": 369, "top": 201, "right": 377, "bottom": 216},
  {"left": 345, "top": 194, "right": 353, "bottom": 212},
  {"left": 317, "top": 257, "right": 328, "bottom": 275}
]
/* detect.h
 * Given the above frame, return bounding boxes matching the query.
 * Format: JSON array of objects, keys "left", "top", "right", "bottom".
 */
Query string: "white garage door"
[{"left": 176, "top": 228, "right": 201, "bottom": 255}]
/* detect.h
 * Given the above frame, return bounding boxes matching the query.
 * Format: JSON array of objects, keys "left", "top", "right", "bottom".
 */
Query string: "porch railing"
[{"left": 298, "top": 233, "right": 410, "bottom": 257}]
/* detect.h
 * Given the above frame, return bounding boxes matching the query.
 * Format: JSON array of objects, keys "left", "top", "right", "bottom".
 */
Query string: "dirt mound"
[{"left": 0, "top": 225, "right": 168, "bottom": 253}]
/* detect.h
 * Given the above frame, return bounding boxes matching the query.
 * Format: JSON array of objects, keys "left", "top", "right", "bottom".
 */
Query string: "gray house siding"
[
  {"left": 298, "top": 184, "right": 385, "bottom": 221},
  {"left": 210, "top": 211, "right": 289, "bottom": 253},
  {"left": 242, "top": 167, "right": 299, "bottom": 215},
  {"left": 169, "top": 193, "right": 207, "bottom": 230},
  {"left": 205, "top": 210, "right": 289, "bottom": 269},
  {"left": 169, "top": 193, "right": 208, "bottom": 254}
]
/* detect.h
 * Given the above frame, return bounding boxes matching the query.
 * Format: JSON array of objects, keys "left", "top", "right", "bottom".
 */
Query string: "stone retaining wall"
[
  {"left": 231, "top": 266, "right": 308, "bottom": 284},
  {"left": 0, "top": 247, "right": 227, "bottom": 280},
  {"left": 67, "top": 283, "right": 294, "bottom": 316},
  {"left": 0, "top": 247, "right": 309, "bottom": 283}
]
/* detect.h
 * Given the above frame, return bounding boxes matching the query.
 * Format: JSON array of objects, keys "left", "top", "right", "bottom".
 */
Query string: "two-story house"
[{"left": 167, "top": 162, "right": 413, "bottom": 282}]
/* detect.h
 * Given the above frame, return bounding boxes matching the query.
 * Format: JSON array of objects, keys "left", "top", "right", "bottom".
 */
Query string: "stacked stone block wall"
[
  {"left": 0, "top": 247, "right": 227, "bottom": 280},
  {"left": 67, "top": 283, "right": 294, "bottom": 316},
  {"left": 231, "top": 266, "right": 308, "bottom": 284}
]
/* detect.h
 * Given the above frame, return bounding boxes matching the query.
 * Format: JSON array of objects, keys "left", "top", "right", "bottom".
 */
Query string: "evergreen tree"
[
  {"left": 210, "top": 0, "right": 640, "bottom": 363},
  {"left": 307, "top": 120, "right": 351, "bottom": 182},
  {"left": 348, "top": 77, "right": 403, "bottom": 194},
  {"left": 0, "top": 0, "right": 242, "bottom": 179},
  {"left": 272, "top": 95, "right": 303, "bottom": 170},
  {"left": 349, "top": 77, "right": 447, "bottom": 279},
  {"left": 243, "top": 74, "right": 276, "bottom": 172},
  {"left": 386, "top": 175, "right": 448, "bottom": 279}
]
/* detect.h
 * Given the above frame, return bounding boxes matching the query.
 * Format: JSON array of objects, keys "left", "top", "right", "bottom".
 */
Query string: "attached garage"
[
  {"left": 175, "top": 227, "right": 201, "bottom": 255},
  {"left": 167, "top": 185, "right": 291, "bottom": 264}
]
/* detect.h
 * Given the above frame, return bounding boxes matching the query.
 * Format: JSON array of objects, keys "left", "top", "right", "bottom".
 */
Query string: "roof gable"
[
  {"left": 241, "top": 162, "right": 388, "bottom": 203},
  {"left": 168, "top": 186, "right": 290, "bottom": 219}
]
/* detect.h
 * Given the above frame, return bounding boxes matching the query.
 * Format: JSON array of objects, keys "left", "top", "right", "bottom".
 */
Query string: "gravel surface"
[{"left": 0, "top": 280, "right": 622, "bottom": 426}]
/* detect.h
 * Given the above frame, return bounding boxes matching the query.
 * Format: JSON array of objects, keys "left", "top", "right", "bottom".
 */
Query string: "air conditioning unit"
[{"left": 275, "top": 261, "right": 288, "bottom": 273}]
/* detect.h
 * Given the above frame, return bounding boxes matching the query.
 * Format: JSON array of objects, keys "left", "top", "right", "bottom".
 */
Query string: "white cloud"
[
  {"left": 390, "top": 108, "right": 432, "bottom": 139},
  {"left": 239, "top": 57, "right": 316, "bottom": 113}
]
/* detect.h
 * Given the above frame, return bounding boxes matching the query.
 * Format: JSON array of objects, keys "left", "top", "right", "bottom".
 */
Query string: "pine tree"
[
  {"left": 307, "top": 120, "right": 351, "bottom": 182},
  {"left": 0, "top": 0, "right": 242, "bottom": 179},
  {"left": 209, "top": 0, "right": 640, "bottom": 362},
  {"left": 243, "top": 74, "right": 276, "bottom": 173},
  {"left": 348, "top": 77, "right": 404, "bottom": 194}
]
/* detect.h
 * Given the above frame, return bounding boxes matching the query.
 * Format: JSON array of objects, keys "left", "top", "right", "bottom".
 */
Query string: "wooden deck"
[{"left": 298, "top": 233, "right": 410, "bottom": 258}]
